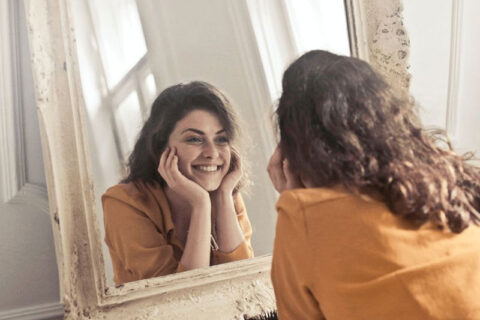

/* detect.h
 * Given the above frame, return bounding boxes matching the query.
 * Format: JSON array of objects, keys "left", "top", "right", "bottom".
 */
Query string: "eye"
[
  {"left": 185, "top": 136, "right": 204, "bottom": 144},
  {"left": 215, "top": 136, "right": 229, "bottom": 145}
]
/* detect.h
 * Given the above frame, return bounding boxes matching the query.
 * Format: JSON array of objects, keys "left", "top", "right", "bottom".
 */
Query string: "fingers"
[
  {"left": 267, "top": 145, "right": 286, "bottom": 192},
  {"left": 158, "top": 147, "right": 169, "bottom": 179},
  {"left": 268, "top": 166, "right": 286, "bottom": 192},
  {"left": 169, "top": 151, "right": 183, "bottom": 181},
  {"left": 165, "top": 147, "right": 193, "bottom": 187},
  {"left": 268, "top": 145, "right": 282, "bottom": 167},
  {"left": 283, "top": 159, "right": 303, "bottom": 189},
  {"left": 158, "top": 147, "right": 178, "bottom": 186},
  {"left": 165, "top": 147, "right": 175, "bottom": 172},
  {"left": 282, "top": 159, "right": 293, "bottom": 181}
]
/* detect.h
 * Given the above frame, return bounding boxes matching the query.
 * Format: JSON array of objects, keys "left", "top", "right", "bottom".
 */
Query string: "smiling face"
[{"left": 167, "top": 110, "right": 231, "bottom": 191}]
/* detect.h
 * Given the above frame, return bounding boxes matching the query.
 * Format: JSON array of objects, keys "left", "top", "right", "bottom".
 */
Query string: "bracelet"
[{"left": 210, "top": 234, "right": 219, "bottom": 251}]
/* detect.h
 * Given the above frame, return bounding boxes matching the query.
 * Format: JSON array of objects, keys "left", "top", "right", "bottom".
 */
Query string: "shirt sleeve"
[
  {"left": 211, "top": 193, "right": 254, "bottom": 264},
  {"left": 271, "top": 191, "right": 325, "bottom": 320},
  {"left": 103, "top": 196, "right": 182, "bottom": 285}
]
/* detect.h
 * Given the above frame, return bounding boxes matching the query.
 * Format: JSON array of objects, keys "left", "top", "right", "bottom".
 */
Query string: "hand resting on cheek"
[
  {"left": 157, "top": 146, "right": 210, "bottom": 208},
  {"left": 267, "top": 145, "right": 304, "bottom": 193}
]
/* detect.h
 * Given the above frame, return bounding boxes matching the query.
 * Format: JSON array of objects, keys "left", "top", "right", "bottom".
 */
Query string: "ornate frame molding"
[
  {"left": 346, "top": 0, "right": 411, "bottom": 88},
  {"left": 24, "top": 0, "right": 410, "bottom": 318}
]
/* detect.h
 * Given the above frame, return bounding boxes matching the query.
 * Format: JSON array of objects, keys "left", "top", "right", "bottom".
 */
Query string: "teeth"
[{"left": 196, "top": 165, "right": 219, "bottom": 172}]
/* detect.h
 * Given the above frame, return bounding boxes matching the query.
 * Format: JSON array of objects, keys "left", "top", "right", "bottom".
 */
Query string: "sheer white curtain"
[{"left": 72, "top": 0, "right": 157, "bottom": 286}]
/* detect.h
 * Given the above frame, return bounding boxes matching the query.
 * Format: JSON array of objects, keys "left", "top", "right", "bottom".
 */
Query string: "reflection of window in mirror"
[
  {"left": 114, "top": 91, "right": 143, "bottom": 160},
  {"left": 72, "top": 0, "right": 156, "bottom": 284},
  {"left": 74, "top": 0, "right": 154, "bottom": 167},
  {"left": 88, "top": 0, "right": 147, "bottom": 88}
]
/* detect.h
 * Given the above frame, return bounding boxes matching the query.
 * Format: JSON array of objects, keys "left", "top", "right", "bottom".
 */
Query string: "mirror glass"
[{"left": 70, "top": 0, "right": 351, "bottom": 286}]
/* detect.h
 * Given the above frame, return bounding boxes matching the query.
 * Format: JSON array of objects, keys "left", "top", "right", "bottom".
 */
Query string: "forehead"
[{"left": 172, "top": 110, "right": 224, "bottom": 134}]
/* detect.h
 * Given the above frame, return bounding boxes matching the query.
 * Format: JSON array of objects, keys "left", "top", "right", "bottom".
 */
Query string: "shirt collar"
[{"left": 145, "top": 181, "right": 176, "bottom": 235}]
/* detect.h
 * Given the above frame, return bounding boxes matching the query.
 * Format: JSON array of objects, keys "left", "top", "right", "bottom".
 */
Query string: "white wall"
[
  {"left": 453, "top": 0, "right": 480, "bottom": 158},
  {"left": 0, "top": 0, "right": 62, "bottom": 319},
  {"left": 403, "top": 0, "right": 480, "bottom": 159}
]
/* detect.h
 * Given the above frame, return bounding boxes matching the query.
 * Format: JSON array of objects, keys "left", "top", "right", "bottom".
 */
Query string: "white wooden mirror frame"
[{"left": 24, "top": 0, "right": 410, "bottom": 318}]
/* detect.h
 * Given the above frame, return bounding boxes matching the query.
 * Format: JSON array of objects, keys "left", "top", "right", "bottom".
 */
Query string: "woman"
[
  {"left": 102, "top": 81, "right": 254, "bottom": 285},
  {"left": 267, "top": 50, "right": 480, "bottom": 319}
]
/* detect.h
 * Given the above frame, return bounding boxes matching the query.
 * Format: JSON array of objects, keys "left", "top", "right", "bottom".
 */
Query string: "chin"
[
  {"left": 198, "top": 181, "right": 222, "bottom": 192},
  {"left": 188, "top": 170, "right": 226, "bottom": 192}
]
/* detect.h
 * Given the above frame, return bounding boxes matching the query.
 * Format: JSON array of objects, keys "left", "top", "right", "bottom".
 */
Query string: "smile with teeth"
[{"left": 193, "top": 165, "right": 222, "bottom": 172}]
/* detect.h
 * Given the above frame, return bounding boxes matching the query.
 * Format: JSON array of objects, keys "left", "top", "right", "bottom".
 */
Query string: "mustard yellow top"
[
  {"left": 272, "top": 187, "right": 480, "bottom": 320},
  {"left": 102, "top": 181, "right": 254, "bottom": 285}
]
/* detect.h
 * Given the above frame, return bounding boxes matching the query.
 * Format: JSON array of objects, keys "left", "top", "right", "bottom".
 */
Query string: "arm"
[
  {"left": 158, "top": 147, "right": 212, "bottom": 271},
  {"left": 179, "top": 201, "right": 211, "bottom": 270},
  {"left": 271, "top": 192, "right": 325, "bottom": 319},
  {"left": 267, "top": 146, "right": 322, "bottom": 319},
  {"left": 211, "top": 192, "right": 254, "bottom": 264},
  {"left": 211, "top": 190, "right": 245, "bottom": 253}
]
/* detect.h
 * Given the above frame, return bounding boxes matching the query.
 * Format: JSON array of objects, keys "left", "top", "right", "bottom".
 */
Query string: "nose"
[{"left": 202, "top": 141, "right": 219, "bottom": 158}]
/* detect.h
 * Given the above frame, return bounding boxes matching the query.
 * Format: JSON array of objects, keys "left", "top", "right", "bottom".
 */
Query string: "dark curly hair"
[
  {"left": 122, "top": 81, "right": 248, "bottom": 193},
  {"left": 276, "top": 50, "right": 480, "bottom": 233}
]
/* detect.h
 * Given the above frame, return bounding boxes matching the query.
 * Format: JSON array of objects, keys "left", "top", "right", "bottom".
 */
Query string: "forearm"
[
  {"left": 179, "top": 203, "right": 212, "bottom": 270},
  {"left": 212, "top": 192, "right": 245, "bottom": 252}
]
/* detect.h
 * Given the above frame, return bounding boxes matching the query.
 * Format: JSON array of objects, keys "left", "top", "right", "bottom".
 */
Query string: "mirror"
[
  {"left": 69, "top": 0, "right": 351, "bottom": 286},
  {"left": 25, "top": 0, "right": 410, "bottom": 318}
]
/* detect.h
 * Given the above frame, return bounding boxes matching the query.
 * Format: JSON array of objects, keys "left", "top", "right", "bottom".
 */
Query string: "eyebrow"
[{"left": 180, "top": 128, "right": 226, "bottom": 135}]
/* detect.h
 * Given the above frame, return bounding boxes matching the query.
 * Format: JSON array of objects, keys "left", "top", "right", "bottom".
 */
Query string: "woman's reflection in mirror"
[
  {"left": 268, "top": 50, "right": 480, "bottom": 319},
  {"left": 102, "top": 81, "right": 253, "bottom": 286}
]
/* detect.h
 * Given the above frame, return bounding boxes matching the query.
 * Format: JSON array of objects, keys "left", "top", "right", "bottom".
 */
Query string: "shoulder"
[
  {"left": 103, "top": 181, "right": 142, "bottom": 198},
  {"left": 276, "top": 187, "right": 353, "bottom": 214},
  {"left": 276, "top": 187, "right": 392, "bottom": 233},
  {"left": 103, "top": 181, "right": 145, "bottom": 204},
  {"left": 102, "top": 181, "right": 163, "bottom": 214}
]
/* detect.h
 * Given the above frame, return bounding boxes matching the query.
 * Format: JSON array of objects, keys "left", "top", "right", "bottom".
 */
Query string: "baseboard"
[{"left": 0, "top": 302, "right": 64, "bottom": 320}]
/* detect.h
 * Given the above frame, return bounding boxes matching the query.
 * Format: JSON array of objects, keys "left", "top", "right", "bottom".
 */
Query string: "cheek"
[
  {"left": 176, "top": 157, "right": 189, "bottom": 175},
  {"left": 171, "top": 145, "right": 195, "bottom": 173}
]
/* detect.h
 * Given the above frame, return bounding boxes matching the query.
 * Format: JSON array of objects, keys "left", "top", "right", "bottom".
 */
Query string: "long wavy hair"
[
  {"left": 122, "top": 81, "right": 248, "bottom": 193},
  {"left": 276, "top": 50, "right": 480, "bottom": 233}
]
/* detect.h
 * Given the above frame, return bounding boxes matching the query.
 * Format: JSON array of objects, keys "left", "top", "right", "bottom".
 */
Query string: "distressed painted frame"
[{"left": 24, "top": 0, "right": 410, "bottom": 318}]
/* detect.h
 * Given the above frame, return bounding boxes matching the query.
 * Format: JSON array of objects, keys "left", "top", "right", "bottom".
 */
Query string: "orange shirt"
[
  {"left": 272, "top": 187, "right": 480, "bottom": 320},
  {"left": 102, "top": 181, "right": 254, "bottom": 285}
]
